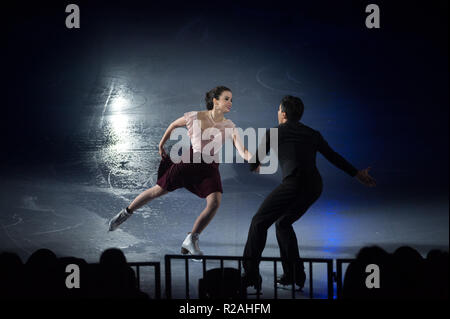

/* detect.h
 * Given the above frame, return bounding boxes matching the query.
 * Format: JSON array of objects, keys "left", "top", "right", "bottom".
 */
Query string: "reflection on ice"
[
  {"left": 110, "top": 96, "right": 129, "bottom": 110},
  {"left": 109, "top": 113, "right": 131, "bottom": 152}
]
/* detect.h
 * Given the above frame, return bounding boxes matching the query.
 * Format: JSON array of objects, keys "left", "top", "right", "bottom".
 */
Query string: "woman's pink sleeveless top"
[{"left": 184, "top": 111, "right": 236, "bottom": 156}]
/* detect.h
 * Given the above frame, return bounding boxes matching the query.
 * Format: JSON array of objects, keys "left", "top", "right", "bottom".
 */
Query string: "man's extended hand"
[{"left": 355, "top": 167, "right": 376, "bottom": 187}]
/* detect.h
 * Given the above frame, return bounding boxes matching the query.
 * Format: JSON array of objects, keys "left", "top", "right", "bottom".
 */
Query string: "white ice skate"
[
  {"left": 108, "top": 208, "right": 132, "bottom": 231},
  {"left": 181, "top": 232, "right": 203, "bottom": 258}
]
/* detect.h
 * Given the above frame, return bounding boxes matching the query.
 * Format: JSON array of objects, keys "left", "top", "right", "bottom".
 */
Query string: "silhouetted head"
[
  {"left": 343, "top": 246, "right": 395, "bottom": 299},
  {"left": 199, "top": 268, "right": 244, "bottom": 299},
  {"left": 0, "top": 252, "right": 23, "bottom": 270},
  {"left": 58, "top": 256, "right": 87, "bottom": 267},
  {"left": 426, "top": 249, "right": 447, "bottom": 261},
  {"left": 100, "top": 248, "right": 127, "bottom": 266},
  {"left": 205, "top": 86, "right": 232, "bottom": 112},
  {"left": 0, "top": 252, "right": 24, "bottom": 298},
  {"left": 425, "top": 249, "right": 449, "bottom": 298},
  {"left": 26, "top": 249, "right": 57, "bottom": 268},
  {"left": 279, "top": 95, "right": 304, "bottom": 124},
  {"left": 393, "top": 246, "right": 423, "bottom": 265},
  {"left": 392, "top": 246, "right": 425, "bottom": 298},
  {"left": 356, "top": 245, "right": 390, "bottom": 263}
]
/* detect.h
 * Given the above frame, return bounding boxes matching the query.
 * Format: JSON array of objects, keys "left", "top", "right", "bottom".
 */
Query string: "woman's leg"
[
  {"left": 127, "top": 185, "right": 168, "bottom": 213},
  {"left": 109, "top": 184, "right": 168, "bottom": 231},
  {"left": 191, "top": 192, "right": 222, "bottom": 234}
]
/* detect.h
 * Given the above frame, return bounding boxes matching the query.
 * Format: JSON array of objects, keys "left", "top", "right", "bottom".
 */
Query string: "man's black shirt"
[{"left": 249, "top": 121, "right": 358, "bottom": 179}]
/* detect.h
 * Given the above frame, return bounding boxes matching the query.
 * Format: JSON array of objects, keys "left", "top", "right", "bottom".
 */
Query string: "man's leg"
[
  {"left": 275, "top": 176, "right": 322, "bottom": 281},
  {"left": 243, "top": 177, "right": 301, "bottom": 277},
  {"left": 275, "top": 214, "right": 304, "bottom": 278}
]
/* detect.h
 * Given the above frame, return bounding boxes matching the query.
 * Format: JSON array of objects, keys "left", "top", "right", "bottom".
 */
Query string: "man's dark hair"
[{"left": 280, "top": 95, "right": 304, "bottom": 122}]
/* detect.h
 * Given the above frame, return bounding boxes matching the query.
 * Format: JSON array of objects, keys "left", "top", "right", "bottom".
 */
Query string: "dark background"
[
  {"left": 1, "top": 0, "right": 448, "bottom": 196},
  {"left": 0, "top": 1, "right": 448, "bottom": 299}
]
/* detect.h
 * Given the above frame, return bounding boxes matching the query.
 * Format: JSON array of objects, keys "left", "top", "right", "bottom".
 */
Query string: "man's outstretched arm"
[
  {"left": 318, "top": 133, "right": 376, "bottom": 187},
  {"left": 355, "top": 167, "right": 376, "bottom": 187}
]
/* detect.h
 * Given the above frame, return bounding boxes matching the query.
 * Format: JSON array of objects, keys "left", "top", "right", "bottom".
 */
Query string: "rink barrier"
[
  {"left": 335, "top": 259, "right": 355, "bottom": 299},
  {"left": 164, "top": 255, "right": 334, "bottom": 299},
  {"left": 128, "top": 262, "right": 161, "bottom": 299}
]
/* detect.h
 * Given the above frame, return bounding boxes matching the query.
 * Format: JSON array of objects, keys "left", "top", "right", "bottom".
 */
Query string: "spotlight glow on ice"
[{"left": 111, "top": 96, "right": 129, "bottom": 109}]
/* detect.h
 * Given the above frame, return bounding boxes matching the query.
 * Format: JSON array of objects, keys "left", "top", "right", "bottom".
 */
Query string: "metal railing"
[
  {"left": 335, "top": 258, "right": 355, "bottom": 299},
  {"left": 128, "top": 262, "right": 161, "bottom": 299},
  {"left": 164, "top": 255, "right": 333, "bottom": 299}
]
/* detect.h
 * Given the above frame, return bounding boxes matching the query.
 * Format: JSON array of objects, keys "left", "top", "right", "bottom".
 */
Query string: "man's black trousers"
[{"left": 243, "top": 169, "right": 323, "bottom": 277}]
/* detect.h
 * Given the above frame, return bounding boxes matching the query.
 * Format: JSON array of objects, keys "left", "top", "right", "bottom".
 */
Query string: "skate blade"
[
  {"left": 181, "top": 247, "right": 202, "bottom": 262},
  {"left": 247, "top": 289, "right": 263, "bottom": 296},
  {"left": 276, "top": 283, "right": 303, "bottom": 292}
]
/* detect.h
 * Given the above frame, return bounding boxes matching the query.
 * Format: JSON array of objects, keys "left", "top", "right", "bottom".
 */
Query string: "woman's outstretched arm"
[
  {"left": 232, "top": 128, "right": 253, "bottom": 162},
  {"left": 158, "top": 116, "right": 187, "bottom": 158}
]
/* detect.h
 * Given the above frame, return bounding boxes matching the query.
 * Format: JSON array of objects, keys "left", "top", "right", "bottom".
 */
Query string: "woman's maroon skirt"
[{"left": 156, "top": 149, "right": 223, "bottom": 198}]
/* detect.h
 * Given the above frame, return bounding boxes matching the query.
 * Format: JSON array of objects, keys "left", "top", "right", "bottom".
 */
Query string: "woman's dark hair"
[
  {"left": 280, "top": 95, "right": 304, "bottom": 122},
  {"left": 205, "top": 86, "right": 231, "bottom": 110}
]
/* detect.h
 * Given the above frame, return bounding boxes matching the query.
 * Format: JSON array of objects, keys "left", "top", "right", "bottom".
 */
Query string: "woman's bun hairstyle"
[{"left": 205, "top": 86, "right": 231, "bottom": 110}]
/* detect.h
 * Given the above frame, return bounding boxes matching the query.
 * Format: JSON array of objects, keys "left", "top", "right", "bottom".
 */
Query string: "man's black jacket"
[{"left": 249, "top": 121, "right": 358, "bottom": 179}]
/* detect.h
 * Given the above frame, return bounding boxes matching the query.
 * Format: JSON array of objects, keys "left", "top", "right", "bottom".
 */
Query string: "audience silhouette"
[
  {"left": 198, "top": 267, "right": 246, "bottom": 299},
  {"left": 343, "top": 245, "right": 448, "bottom": 299},
  {"left": 0, "top": 245, "right": 447, "bottom": 299},
  {"left": 0, "top": 248, "right": 149, "bottom": 300}
]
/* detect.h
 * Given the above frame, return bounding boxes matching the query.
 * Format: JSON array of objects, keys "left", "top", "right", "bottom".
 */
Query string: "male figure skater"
[{"left": 242, "top": 96, "right": 376, "bottom": 289}]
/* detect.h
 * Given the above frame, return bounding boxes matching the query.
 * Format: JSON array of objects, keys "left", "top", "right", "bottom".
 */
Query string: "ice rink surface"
[{"left": 1, "top": 1, "right": 448, "bottom": 298}]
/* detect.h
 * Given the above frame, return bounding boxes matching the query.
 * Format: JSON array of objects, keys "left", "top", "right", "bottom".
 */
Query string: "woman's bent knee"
[
  {"left": 206, "top": 192, "right": 221, "bottom": 210},
  {"left": 153, "top": 185, "right": 168, "bottom": 197}
]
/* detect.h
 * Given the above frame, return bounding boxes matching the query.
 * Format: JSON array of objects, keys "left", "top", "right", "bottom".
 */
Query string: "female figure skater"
[{"left": 108, "top": 86, "right": 252, "bottom": 256}]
